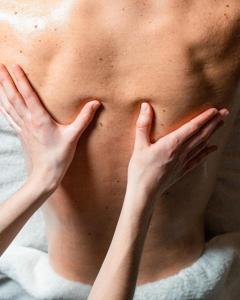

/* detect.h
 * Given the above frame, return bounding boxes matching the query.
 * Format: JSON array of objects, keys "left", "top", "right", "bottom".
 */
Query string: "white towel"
[{"left": 0, "top": 232, "right": 240, "bottom": 299}]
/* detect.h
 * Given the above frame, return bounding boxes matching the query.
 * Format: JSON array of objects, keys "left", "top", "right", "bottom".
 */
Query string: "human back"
[{"left": 0, "top": 0, "right": 239, "bottom": 284}]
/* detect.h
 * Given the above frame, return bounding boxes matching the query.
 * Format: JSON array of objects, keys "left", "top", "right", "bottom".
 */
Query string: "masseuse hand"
[
  {"left": 0, "top": 64, "right": 101, "bottom": 192},
  {"left": 127, "top": 102, "right": 229, "bottom": 206}
]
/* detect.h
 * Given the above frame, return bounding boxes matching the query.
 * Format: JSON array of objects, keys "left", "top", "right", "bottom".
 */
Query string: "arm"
[
  {"left": 0, "top": 64, "right": 101, "bottom": 256},
  {"left": 87, "top": 187, "right": 153, "bottom": 300},
  {"left": 0, "top": 172, "right": 53, "bottom": 255},
  {"left": 88, "top": 102, "right": 229, "bottom": 300}
]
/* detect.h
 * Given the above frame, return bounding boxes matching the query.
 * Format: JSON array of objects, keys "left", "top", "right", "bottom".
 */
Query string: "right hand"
[
  {"left": 0, "top": 64, "right": 102, "bottom": 192},
  {"left": 127, "top": 102, "right": 229, "bottom": 204}
]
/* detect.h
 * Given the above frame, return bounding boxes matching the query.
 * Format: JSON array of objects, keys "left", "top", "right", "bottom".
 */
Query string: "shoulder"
[{"left": 183, "top": 0, "right": 240, "bottom": 56}]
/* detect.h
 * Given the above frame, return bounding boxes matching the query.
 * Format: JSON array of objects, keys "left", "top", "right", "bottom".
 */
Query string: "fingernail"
[
  {"left": 92, "top": 101, "right": 101, "bottom": 109},
  {"left": 222, "top": 110, "right": 230, "bottom": 117},
  {"left": 211, "top": 108, "right": 218, "bottom": 115},
  {"left": 219, "top": 108, "right": 230, "bottom": 119},
  {"left": 141, "top": 102, "right": 148, "bottom": 112}
]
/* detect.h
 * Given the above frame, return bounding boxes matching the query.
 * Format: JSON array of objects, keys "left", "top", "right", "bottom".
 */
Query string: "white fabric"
[
  {"left": 0, "top": 84, "right": 240, "bottom": 299},
  {"left": 0, "top": 232, "right": 240, "bottom": 300}
]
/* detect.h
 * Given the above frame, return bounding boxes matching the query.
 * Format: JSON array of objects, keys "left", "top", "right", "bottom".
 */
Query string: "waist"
[
  {"left": 42, "top": 166, "right": 209, "bottom": 284},
  {"left": 43, "top": 200, "right": 205, "bottom": 285}
]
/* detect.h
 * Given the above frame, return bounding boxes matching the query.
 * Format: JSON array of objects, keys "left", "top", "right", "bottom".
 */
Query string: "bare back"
[{"left": 0, "top": 0, "right": 240, "bottom": 285}]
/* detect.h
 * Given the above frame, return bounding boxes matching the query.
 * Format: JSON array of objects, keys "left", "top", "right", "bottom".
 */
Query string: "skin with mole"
[{"left": 0, "top": 0, "right": 239, "bottom": 286}]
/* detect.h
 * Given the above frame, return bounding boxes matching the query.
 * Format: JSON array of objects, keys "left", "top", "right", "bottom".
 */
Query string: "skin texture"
[
  {"left": 0, "top": 67, "right": 229, "bottom": 299},
  {"left": 0, "top": 0, "right": 239, "bottom": 285}
]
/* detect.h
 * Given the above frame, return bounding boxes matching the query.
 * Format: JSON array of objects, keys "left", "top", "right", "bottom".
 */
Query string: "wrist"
[
  {"left": 119, "top": 195, "right": 154, "bottom": 248},
  {"left": 123, "top": 184, "right": 156, "bottom": 221},
  {"left": 28, "top": 169, "right": 59, "bottom": 197}
]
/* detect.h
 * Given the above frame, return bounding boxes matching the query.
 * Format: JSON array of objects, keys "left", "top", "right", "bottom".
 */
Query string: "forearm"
[
  {"left": 88, "top": 187, "right": 154, "bottom": 300},
  {"left": 0, "top": 172, "right": 55, "bottom": 256}
]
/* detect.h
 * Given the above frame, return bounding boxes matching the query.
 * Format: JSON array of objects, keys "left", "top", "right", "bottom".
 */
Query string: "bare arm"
[
  {"left": 0, "top": 172, "right": 54, "bottom": 255},
  {"left": 87, "top": 188, "right": 153, "bottom": 300},
  {"left": 0, "top": 64, "right": 101, "bottom": 256},
  {"left": 88, "top": 103, "right": 229, "bottom": 300}
]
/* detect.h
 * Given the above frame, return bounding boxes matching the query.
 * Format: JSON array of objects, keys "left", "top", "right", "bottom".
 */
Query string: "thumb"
[
  {"left": 67, "top": 100, "right": 101, "bottom": 139},
  {"left": 134, "top": 102, "right": 153, "bottom": 149}
]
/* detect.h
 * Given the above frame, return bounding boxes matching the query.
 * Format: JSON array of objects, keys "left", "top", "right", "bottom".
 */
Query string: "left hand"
[{"left": 0, "top": 64, "right": 101, "bottom": 192}]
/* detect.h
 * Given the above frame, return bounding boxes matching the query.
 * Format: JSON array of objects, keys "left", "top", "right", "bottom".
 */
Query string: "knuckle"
[
  {"left": 85, "top": 103, "right": 97, "bottom": 114},
  {"left": 4, "top": 103, "right": 12, "bottom": 114},
  {"left": 82, "top": 105, "right": 95, "bottom": 118},
  {"left": 137, "top": 118, "right": 150, "bottom": 129},
  {"left": 166, "top": 142, "right": 178, "bottom": 158},
  {"left": 82, "top": 111, "right": 92, "bottom": 123},
  {"left": 25, "top": 91, "right": 36, "bottom": 101},
  {"left": 191, "top": 123, "right": 199, "bottom": 132},
  {"left": 168, "top": 136, "right": 181, "bottom": 153},
  {"left": 31, "top": 116, "right": 48, "bottom": 128},
  {"left": 8, "top": 92, "right": 20, "bottom": 104}
]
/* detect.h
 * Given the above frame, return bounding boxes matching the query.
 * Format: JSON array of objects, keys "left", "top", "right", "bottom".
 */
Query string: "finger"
[
  {"left": 164, "top": 108, "right": 225, "bottom": 147},
  {"left": 66, "top": 100, "right": 101, "bottom": 139},
  {"left": 11, "top": 64, "right": 47, "bottom": 118},
  {"left": 181, "top": 114, "right": 225, "bottom": 159},
  {"left": 183, "top": 145, "right": 218, "bottom": 174},
  {"left": 0, "top": 84, "right": 24, "bottom": 128},
  {"left": 0, "top": 64, "right": 28, "bottom": 118},
  {"left": 183, "top": 141, "right": 208, "bottom": 162},
  {"left": 0, "top": 104, "right": 22, "bottom": 133},
  {"left": 134, "top": 102, "right": 153, "bottom": 149}
]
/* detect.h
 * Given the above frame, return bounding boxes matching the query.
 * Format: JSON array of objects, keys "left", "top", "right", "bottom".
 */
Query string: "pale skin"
[{"left": 0, "top": 64, "right": 229, "bottom": 299}]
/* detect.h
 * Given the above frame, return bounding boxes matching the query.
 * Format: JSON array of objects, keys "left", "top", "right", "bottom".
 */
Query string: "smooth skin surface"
[
  {"left": 0, "top": 0, "right": 239, "bottom": 284},
  {"left": 0, "top": 65, "right": 229, "bottom": 300}
]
